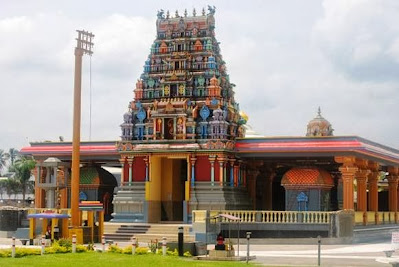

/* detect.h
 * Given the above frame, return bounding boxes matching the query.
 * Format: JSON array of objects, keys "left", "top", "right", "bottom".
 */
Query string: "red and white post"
[
  {"left": 162, "top": 237, "right": 167, "bottom": 256},
  {"left": 72, "top": 234, "right": 77, "bottom": 253},
  {"left": 41, "top": 235, "right": 45, "bottom": 255},
  {"left": 131, "top": 236, "right": 136, "bottom": 255},
  {"left": 101, "top": 235, "right": 105, "bottom": 252},
  {"left": 11, "top": 236, "right": 15, "bottom": 258}
]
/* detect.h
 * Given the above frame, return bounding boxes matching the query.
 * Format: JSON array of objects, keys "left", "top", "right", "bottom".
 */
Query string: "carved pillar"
[
  {"left": 218, "top": 157, "right": 225, "bottom": 186},
  {"left": 388, "top": 167, "right": 399, "bottom": 213},
  {"left": 246, "top": 168, "right": 260, "bottom": 210},
  {"left": 237, "top": 160, "right": 243, "bottom": 186},
  {"left": 119, "top": 157, "right": 126, "bottom": 186},
  {"left": 336, "top": 157, "right": 358, "bottom": 210},
  {"left": 190, "top": 157, "right": 196, "bottom": 187},
  {"left": 144, "top": 156, "right": 149, "bottom": 182},
  {"left": 127, "top": 157, "right": 134, "bottom": 185},
  {"left": 209, "top": 155, "right": 216, "bottom": 186},
  {"left": 367, "top": 162, "right": 379, "bottom": 213},
  {"left": 229, "top": 159, "right": 236, "bottom": 187},
  {"left": 265, "top": 170, "right": 276, "bottom": 210},
  {"left": 356, "top": 171, "right": 368, "bottom": 211},
  {"left": 234, "top": 165, "right": 239, "bottom": 187}
]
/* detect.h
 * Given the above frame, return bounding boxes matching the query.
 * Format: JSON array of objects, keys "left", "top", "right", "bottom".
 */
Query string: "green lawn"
[{"left": 0, "top": 252, "right": 255, "bottom": 267}]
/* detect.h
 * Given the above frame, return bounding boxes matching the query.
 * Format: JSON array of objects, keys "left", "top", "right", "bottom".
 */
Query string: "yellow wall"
[{"left": 147, "top": 156, "right": 186, "bottom": 222}]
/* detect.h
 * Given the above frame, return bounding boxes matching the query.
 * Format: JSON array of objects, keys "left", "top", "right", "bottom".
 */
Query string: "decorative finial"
[
  {"left": 166, "top": 10, "right": 170, "bottom": 19},
  {"left": 193, "top": 8, "right": 196, "bottom": 17},
  {"left": 317, "top": 107, "right": 321, "bottom": 116},
  {"left": 184, "top": 9, "right": 187, "bottom": 17},
  {"left": 175, "top": 10, "right": 179, "bottom": 18},
  {"left": 202, "top": 7, "right": 206, "bottom": 16}
]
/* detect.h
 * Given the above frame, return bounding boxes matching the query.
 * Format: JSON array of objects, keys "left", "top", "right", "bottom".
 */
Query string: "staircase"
[{"left": 104, "top": 223, "right": 195, "bottom": 244}]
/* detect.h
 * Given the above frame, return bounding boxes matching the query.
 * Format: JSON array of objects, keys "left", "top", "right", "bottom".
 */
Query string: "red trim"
[{"left": 235, "top": 141, "right": 362, "bottom": 149}]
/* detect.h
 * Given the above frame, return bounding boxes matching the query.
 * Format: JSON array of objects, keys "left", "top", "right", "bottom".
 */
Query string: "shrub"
[
  {"left": 183, "top": 251, "right": 192, "bottom": 257},
  {"left": 57, "top": 238, "right": 72, "bottom": 248},
  {"left": 76, "top": 244, "right": 87, "bottom": 253},
  {"left": 135, "top": 247, "right": 149, "bottom": 255},
  {"left": 0, "top": 249, "right": 11, "bottom": 258},
  {"left": 166, "top": 249, "right": 178, "bottom": 256},
  {"left": 15, "top": 248, "right": 41, "bottom": 258},
  {"left": 86, "top": 243, "right": 95, "bottom": 251},
  {"left": 108, "top": 244, "right": 122, "bottom": 253},
  {"left": 122, "top": 245, "right": 132, "bottom": 254}
]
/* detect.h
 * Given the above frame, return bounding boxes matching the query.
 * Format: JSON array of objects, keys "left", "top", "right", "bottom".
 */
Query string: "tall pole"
[{"left": 71, "top": 30, "right": 94, "bottom": 227}]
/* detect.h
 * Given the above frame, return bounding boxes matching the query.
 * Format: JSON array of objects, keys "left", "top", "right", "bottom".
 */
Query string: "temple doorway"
[{"left": 148, "top": 156, "right": 187, "bottom": 222}]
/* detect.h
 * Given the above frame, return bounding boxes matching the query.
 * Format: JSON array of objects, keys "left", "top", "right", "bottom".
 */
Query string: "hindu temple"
[{"left": 21, "top": 7, "right": 399, "bottom": 240}]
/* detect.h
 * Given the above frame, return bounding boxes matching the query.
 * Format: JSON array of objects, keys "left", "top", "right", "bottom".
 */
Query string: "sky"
[{"left": 1, "top": 0, "right": 399, "bottom": 152}]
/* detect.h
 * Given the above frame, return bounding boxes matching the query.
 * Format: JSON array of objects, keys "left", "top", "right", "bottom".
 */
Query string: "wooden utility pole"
[{"left": 71, "top": 30, "right": 94, "bottom": 227}]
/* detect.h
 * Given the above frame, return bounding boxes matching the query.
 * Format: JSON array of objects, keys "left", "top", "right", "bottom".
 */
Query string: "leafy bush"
[
  {"left": 0, "top": 248, "right": 42, "bottom": 258},
  {"left": 108, "top": 244, "right": 122, "bottom": 253},
  {"left": 15, "top": 248, "right": 41, "bottom": 258},
  {"left": 122, "top": 245, "right": 132, "bottom": 254},
  {"left": 76, "top": 244, "right": 87, "bottom": 253},
  {"left": 183, "top": 251, "right": 192, "bottom": 257},
  {"left": 135, "top": 247, "right": 149, "bottom": 255},
  {"left": 166, "top": 249, "right": 178, "bottom": 256},
  {"left": 86, "top": 243, "right": 95, "bottom": 251},
  {"left": 0, "top": 249, "right": 11, "bottom": 258},
  {"left": 57, "top": 238, "right": 72, "bottom": 249}
]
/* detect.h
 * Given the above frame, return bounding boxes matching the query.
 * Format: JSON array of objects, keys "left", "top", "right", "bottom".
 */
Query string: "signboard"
[{"left": 391, "top": 232, "right": 399, "bottom": 249}]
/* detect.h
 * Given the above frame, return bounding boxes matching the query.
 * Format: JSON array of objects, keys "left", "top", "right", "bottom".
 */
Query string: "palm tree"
[
  {"left": 11, "top": 156, "right": 36, "bottom": 205},
  {"left": 8, "top": 148, "right": 19, "bottom": 166},
  {"left": 0, "top": 149, "right": 9, "bottom": 174}
]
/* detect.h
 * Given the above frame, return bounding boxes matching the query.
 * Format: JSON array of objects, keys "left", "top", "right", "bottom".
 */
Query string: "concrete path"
[{"left": 228, "top": 243, "right": 399, "bottom": 266}]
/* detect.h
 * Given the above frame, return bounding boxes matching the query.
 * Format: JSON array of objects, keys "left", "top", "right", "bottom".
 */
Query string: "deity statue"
[
  {"left": 207, "top": 5, "right": 216, "bottom": 15},
  {"left": 157, "top": 9, "right": 165, "bottom": 19}
]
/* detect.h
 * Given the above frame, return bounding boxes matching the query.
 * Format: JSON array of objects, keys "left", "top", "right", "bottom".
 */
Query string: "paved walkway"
[{"left": 229, "top": 243, "right": 399, "bottom": 266}]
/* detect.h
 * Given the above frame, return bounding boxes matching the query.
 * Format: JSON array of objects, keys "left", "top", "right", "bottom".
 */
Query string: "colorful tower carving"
[{"left": 114, "top": 7, "right": 250, "bottom": 223}]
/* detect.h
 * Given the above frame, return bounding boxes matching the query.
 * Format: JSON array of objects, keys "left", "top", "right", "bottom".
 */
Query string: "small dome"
[
  {"left": 306, "top": 107, "right": 333, "bottom": 137},
  {"left": 239, "top": 111, "right": 249, "bottom": 123},
  {"left": 281, "top": 168, "right": 334, "bottom": 188},
  {"left": 123, "top": 112, "right": 132, "bottom": 123}
]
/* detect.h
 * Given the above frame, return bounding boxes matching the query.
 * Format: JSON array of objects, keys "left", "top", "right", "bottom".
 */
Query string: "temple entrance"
[{"left": 148, "top": 156, "right": 187, "bottom": 222}]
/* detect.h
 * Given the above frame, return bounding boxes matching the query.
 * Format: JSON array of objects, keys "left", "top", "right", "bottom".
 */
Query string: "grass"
[{"left": 0, "top": 252, "right": 255, "bottom": 267}]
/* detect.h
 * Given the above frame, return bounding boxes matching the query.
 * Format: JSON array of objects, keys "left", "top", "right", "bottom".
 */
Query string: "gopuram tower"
[{"left": 114, "top": 7, "right": 251, "bottom": 223}]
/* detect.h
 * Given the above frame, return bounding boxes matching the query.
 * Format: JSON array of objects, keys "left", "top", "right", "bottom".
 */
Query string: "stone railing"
[
  {"left": 354, "top": 211, "right": 398, "bottom": 225},
  {"left": 193, "top": 210, "right": 333, "bottom": 224}
]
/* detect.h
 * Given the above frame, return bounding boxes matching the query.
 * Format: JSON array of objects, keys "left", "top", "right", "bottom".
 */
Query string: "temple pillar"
[
  {"left": 229, "top": 159, "right": 236, "bottom": 187},
  {"left": 190, "top": 157, "right": 196, "bottom": 187},
  {"left": 209, "top": 155, "right": 216, "bottom": 185},
  {"left": 127, "top": 157, "right": 134, "bottom": 185},
  {"left": 265, "top": 170, "right": 276, "bottom": 210},
  {"left": 144, "top": 156, "right": 149, "bottom": 182},
  {"left": 218, "top": 157, "right": 225, "bottom": 186},
  {"left": 388, "top": 167, "right": 399, "bottom": 214},
  {"left": 336, "top": 157, "right": 358, "bottom": 210},
  {"left": 119, "top": 157, "right": 126, "bottom": 185},
  {"left": 234, "top": 165, "right": 239, "bottom": 187},
  {"left": 355, "top": 160, "right": 370, "bottom": 212},
  {"left": 367, "top": 162, "right": 379, "bottom": 214},
  {"left": 246, "top": 161, "right": 263, "bottom": 209}
]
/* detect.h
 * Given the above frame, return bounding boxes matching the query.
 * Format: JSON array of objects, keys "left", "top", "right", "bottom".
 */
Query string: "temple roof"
[{"left": 20, "top": 135, "right": 399, "bottom": 166}]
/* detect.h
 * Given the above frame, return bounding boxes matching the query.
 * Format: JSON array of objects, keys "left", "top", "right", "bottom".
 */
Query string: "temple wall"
[
  {"left": 133, "top": 156, "right": 146, "bottom": 182},
  {"left": 195, "top": 156, "right": 211, "bottom": 181}
]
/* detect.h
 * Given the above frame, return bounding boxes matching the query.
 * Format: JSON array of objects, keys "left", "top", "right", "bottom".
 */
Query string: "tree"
[
  {"left": 8, "top": 148, "right": 19, "bottom": 166},
  {"left": 0, "top": 149, "right": 9, "bottom": 174},
  {"left": 11, "top": 156, "right": 36, "bottom": 205}
]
